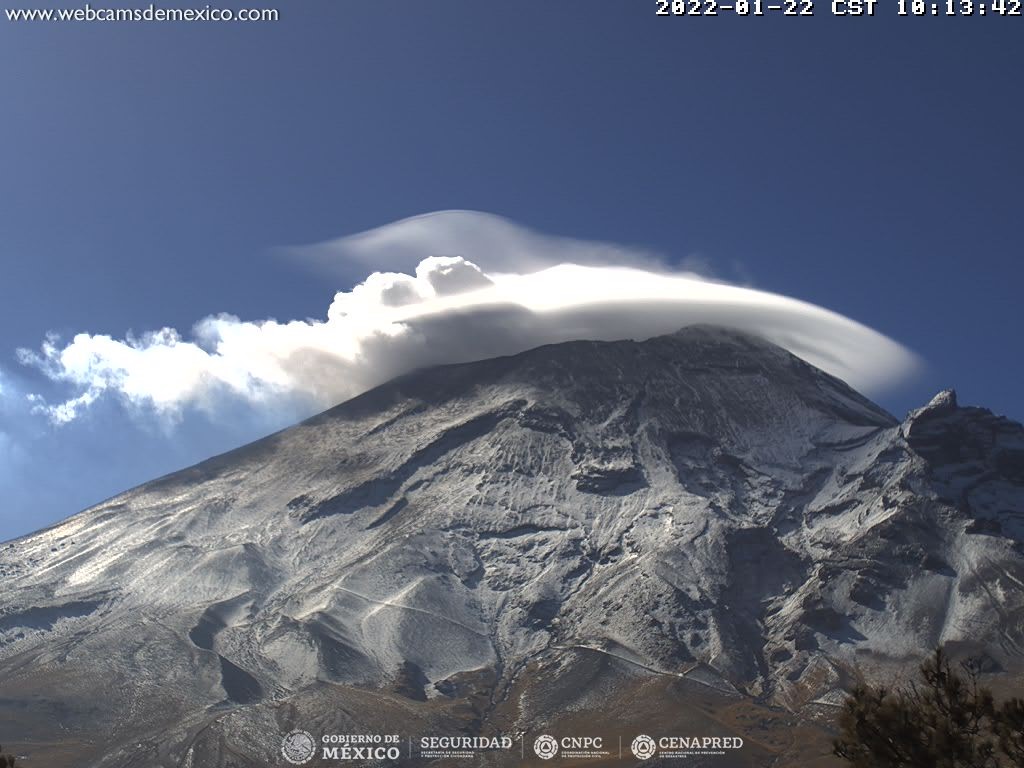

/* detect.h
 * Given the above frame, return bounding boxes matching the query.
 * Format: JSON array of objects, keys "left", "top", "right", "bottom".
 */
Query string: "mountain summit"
[{"left": 2, "top": 326, "right": 1022, "bottom": 767}]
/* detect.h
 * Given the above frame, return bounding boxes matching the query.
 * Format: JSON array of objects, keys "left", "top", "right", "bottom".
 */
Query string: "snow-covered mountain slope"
[{"left": 1, "top": 325, "right": 1022, "bottom": 767}]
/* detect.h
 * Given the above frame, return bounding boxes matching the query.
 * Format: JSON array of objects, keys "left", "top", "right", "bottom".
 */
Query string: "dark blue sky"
[{"left": 1, "top": 2, "right": 1021, "bottom": 539}]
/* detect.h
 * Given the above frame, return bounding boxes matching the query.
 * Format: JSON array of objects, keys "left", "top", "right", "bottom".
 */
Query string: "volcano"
[{"left": 2, "top": 325, "right": 1023, "bottom": 767}]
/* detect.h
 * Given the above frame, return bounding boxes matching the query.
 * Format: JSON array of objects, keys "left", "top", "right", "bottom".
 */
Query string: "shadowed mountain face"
[{"left": 1, "top": 326, "right": 1022, "bottom": 767}]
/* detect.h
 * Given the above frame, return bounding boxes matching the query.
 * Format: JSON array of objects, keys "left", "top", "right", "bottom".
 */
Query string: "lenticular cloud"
[{"left": 19, "top": 212, "right": 919, "bottom": 425}]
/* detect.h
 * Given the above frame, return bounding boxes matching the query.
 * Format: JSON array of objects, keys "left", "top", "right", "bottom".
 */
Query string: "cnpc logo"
[
  {"left": 533, "top": 734, "right": 605, "bottom": 759},
  {"left": 533, "top": 735, "right": 558, "bottom": 760}
]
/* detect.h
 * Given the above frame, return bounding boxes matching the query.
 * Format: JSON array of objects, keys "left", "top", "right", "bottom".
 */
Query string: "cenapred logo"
[
  {"left": 280, "top": 730, "right": 316, "bottom": 765},
  {"left": 534, "top": 734, "right": 559, "bottom": 760},
  {"left": 631, "top": 734, "right": 657, "bottom": 760},
  {"left": 631, "top": 734, "right": 744, "bottom": 760}
]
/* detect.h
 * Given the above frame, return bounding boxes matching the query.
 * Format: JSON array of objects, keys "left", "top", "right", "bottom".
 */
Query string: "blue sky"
[{"left": 1, "top": 3, "right": 1021, "bottom": 541}]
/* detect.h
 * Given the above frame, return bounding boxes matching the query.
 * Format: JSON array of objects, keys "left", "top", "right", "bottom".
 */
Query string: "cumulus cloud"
[
  {"left": 0, "top": 360, "right": 308, "bottom": 541},
  {"left": 19, "top": 212, "right": 920, "bottom": 425}
]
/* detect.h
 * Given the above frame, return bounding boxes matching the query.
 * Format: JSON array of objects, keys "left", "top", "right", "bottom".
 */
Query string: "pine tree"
[
  {"left": 834, "top": 648, "right": 1024, "bottom": 768},
  {"left": 995, "top": 697, "right": 1024, "bottom": 765}
]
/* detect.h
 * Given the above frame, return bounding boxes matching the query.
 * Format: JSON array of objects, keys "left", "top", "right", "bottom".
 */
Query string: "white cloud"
[
  {"left": 19, "top": 212, "right": 920, "bottom": 425},
  {"left": 286, "top": 210, "right": 670, "bottom": 276}
]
